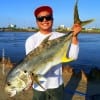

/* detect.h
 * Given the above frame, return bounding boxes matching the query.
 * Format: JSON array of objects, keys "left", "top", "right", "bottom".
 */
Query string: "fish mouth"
[
  {"left": 5, "top": 86, "right": 16, "bottom": 97},
  {"left": 8, "top": 90, "right": 17, "bottom": 97}
]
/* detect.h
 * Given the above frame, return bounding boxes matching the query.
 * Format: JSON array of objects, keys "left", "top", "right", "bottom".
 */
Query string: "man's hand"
[
  {"left": 71, "top": 24, "right": 82, "bottom": 44},
  {"left": 71, "top": 24, "right": 82, "bottom": 36}
]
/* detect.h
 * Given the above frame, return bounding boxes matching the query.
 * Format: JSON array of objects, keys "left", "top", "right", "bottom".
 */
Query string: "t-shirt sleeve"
[
  {"left": 68, "top": 43, "right": 79, "bottom": 60},
  {"left": 25, "top": 38, "right": 34, "bottom": 55}
]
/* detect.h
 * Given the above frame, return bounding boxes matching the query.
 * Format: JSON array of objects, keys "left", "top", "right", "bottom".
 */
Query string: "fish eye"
[
  {"left": 7, "top": 82, "right": 11, "bottom": 86},
  {"left": 24, "top": 70, "right": 27, "bottom": 73}
]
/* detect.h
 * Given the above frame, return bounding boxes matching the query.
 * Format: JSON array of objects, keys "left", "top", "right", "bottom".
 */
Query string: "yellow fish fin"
[{"left": 61, "top": 52, "right": 73, "bottom": 63}]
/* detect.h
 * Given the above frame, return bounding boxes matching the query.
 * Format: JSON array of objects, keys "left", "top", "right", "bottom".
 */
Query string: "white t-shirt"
[{"left": 25, "top": 31, "right": 79, "bottom": 91}]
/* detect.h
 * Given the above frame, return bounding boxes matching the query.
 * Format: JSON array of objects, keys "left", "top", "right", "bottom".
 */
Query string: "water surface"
[{"left": 0, "top": 32, "right": 100, "bottom": 70}]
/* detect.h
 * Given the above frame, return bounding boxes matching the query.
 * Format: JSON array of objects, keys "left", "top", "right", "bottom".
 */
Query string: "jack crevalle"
[{"left": 5, "top": 0, "right": 94, "bottom": 97}]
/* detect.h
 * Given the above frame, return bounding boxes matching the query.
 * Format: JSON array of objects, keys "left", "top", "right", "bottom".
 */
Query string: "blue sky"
[{"left": 0, "top": 0, "right": 100, "bottom": 28}]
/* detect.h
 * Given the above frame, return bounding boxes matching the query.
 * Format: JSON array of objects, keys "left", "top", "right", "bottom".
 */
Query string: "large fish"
[{"left": 5, "top": 0, "right": 94, "bottom": 97}]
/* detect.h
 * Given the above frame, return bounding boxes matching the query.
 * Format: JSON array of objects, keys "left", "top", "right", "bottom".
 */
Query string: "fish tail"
[{"left": 74, "top": 0, "right": 94, "bottom": 26}]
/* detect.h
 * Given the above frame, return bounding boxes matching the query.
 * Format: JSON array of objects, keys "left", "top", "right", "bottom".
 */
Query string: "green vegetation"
[
  {"left": 55, "top": 27, "right": 100, "bottom": 33},
  {"left": 0, "top": 27, "right": 38, "bottom": 32},
  {"left": 0, "top": 26, "right": 100, "bottom": 33}
]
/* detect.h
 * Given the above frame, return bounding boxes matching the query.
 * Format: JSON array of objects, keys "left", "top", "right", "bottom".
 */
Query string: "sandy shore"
[{"left": 0, "top": 66, "right": 100, "bottom": 100}]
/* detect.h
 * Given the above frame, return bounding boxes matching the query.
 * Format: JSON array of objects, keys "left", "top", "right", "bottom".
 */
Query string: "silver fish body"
[{"left": 5, "top": 32, "right": 72, "bottom": 97}]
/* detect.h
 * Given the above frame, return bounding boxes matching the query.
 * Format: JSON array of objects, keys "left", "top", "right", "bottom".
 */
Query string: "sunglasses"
[{"left": 36, "top": 15, "right": 53, "bottom": 22}]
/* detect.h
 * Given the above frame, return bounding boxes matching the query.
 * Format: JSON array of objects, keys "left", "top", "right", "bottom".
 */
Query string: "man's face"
[{"left": 36, "top": 11, "right": 53, "bottom": 32}]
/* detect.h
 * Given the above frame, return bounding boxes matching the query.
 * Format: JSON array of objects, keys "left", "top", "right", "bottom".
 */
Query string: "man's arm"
[
  {"left": 68, "top": 24, "right": 82, "bottom": 60},
  {"left": 71, "top": 24, "right": 82, "bottom": 45}
]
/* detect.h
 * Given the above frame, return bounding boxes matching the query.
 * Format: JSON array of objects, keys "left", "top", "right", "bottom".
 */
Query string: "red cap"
[{"left": 34, "top": 6, "right": 53, "bottom": 17}]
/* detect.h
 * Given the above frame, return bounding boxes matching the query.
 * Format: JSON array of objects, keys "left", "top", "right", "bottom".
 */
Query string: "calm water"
[{"left": 0, "top": 32, "right": 100, "bottom": 70}]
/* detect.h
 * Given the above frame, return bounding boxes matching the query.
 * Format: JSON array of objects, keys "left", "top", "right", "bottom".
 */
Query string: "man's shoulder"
[
  {"left": 50, "top": 31, "right": 65, "bottom": 39},
  {"left": 26, "top": 32, "right": 39, "bottom": 41},
  {"left": 52, "top": 32, "right": 65, "bottom": 36}
]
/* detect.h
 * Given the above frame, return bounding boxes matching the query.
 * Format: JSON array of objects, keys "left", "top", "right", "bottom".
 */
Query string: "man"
[{"left": 25, "top": 6, "right": 82, "bottom": 100}]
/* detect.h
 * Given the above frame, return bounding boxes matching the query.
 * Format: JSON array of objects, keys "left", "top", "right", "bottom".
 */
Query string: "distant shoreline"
[
  {"left": 0, "top": 28, "right": 100, "bottom": 33},
  {"left": 0, "top": 28, "right": 38, "bottom": 32}
]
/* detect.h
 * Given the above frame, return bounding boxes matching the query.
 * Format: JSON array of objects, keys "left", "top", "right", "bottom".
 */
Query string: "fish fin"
[
  {"left": 61, "top": 56, "right": 73, "bottom": 63},
  {"left": 61, "top": 51, "right": 73, "bottom": 63},
  {"left": 41, "top": 35, "right": 51, "bottom": 43},
  {"left": 37, "top": 75, "right": 47, "bottom": 82},
  {"left": 30, "top": 72, "right": 46, "bottom": 91},
  {"left": 31, "top": 73, "right": 53, "bottom": 98},
  {"left": 33, "top": 74, "right": 54, "bottom": 98},
  {"left": 34, "top": 77, "right": 46, "bottom": 90},
  {"left": 74, "top": 0, "right": 94, "bottom": 26},
  {"left": 81, "top": 19, "right": 95, "bottom": 26},
  {"left": 74, "top": 0, "right": 81, "bottom": 24}
]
